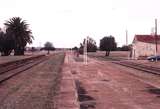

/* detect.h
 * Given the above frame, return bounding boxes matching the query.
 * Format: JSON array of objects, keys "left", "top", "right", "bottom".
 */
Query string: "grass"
[
  {"left": 74, "top": 57, "right": 84, "bottom": 62},
  {"left": 43, "top": 52, "right": 65, "bottom": 109},
  {"left": 88, "top": 52, "right": 128, "bottom": 61}
]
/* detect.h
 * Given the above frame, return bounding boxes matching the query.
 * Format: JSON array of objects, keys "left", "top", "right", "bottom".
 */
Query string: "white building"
[{"left": 131, "top": 35, "right": 160, "bottom": 59}]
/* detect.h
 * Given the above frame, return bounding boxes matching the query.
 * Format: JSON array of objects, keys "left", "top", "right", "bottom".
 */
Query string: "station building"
[{"left": 131, "top": 35, "right": 160, "bottom": 59}]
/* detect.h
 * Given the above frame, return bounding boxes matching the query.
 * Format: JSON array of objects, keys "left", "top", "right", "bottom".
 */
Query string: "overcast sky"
[{"left": 0, "top": 0, "right": 160, "bottom": 48}]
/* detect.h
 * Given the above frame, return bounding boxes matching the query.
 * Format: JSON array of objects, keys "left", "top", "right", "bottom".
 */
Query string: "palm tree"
[{"left": 4, "top": 17, "right": 34, "bottom": 55}]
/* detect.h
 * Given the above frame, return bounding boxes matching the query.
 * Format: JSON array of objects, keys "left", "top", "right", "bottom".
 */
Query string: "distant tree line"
[
  {"left": 116, "top": 45, "right": 131, "bottom": 51},
  {"left": 26, "top": 41, "right": 56, "bottom": 54},
  {"left": 75, "top": 36, "right": 117, "bottom": 56},
  {"left": 74, "top": 35, "right": 131, "bottom": 56},
  {"left": 0, "top": 17, "right": 33, "bottom": 56}
]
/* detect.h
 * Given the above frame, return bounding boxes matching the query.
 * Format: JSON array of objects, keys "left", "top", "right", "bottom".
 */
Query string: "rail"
[{"left": 0, "top": 55, "right": 47, "bottom": 84}]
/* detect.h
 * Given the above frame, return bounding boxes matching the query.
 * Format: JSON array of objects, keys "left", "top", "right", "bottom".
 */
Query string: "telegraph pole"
[
  {"left": 154, "top": 19, "right": 158, "bottom": 62},
  {"left": 126, "top": 30, "right": 130, "bottom": 60},
  {"left": 155, "top": 19, "right": 158, "bottom": 55}
]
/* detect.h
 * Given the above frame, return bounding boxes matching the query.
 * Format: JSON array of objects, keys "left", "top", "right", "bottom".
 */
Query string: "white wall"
[{"left": 132, "top": 41, "right": 160, "bottom": 59}]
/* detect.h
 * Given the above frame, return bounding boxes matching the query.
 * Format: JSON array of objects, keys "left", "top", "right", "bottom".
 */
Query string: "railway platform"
[{"left": 57, "top": 52, "right": 160, "bottom": 109}]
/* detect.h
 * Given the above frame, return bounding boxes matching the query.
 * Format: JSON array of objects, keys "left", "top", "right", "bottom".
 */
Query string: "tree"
[
  {"left": 100, "top": 36, "right": 117, "bottom": 56},
  {"left": 85, "top": 37, "right": 97, "bottom": 52},
  {"left": 2, "top": 34, "right": 14, "bottom": 56},
  {"left": 79, "top": 37, "right": 97, "bottom": 54},
  {"left": 4, "top": 17, "right": 34, "bottom": 55},
  {"left": 72, "top": 46, "right": 78, "bottom": 51},
  {"left": 0, "top": 31, "right": 4, "bottom": 55},
  {"left": 120, "top": 45, "right": 131, "bottom": 51},
  {"left": 0, "top": 30, "right": 4, "bottom": 50},
  {"left": 79, "top": 43, "right": 84, "bottom": 54},
  {"left": 44, "top": 42, "right": 55, "bottom": 54},
  {"left": 0, "top": 30, "right": 14, "bottom": 56}
]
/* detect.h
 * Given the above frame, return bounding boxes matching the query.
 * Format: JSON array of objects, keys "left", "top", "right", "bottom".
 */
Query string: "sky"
[{"left": 0, "top": 0, "right": 160, "bottom": 48}]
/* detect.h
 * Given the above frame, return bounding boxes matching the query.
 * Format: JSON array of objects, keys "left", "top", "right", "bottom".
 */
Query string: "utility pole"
[
  {"left": 126, "top": 30, "right": 130, "bottom": 60},
  {"left": 155, "top": 19, "right": 158, "bottom": 55},
  {"left": 154, "top": 19, "right": 158, "bottom": 62}
]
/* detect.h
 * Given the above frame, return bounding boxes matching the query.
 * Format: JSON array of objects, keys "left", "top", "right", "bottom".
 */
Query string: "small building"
[{"left": 131, "top": 35, "right": 160, "bottom": 59}]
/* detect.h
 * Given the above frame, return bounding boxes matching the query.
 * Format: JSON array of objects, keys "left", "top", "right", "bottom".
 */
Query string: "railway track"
[
  {"left": 89, "top": 55, "right": 160, "bottom": 76},
  {"left": 112, "top": 61, "right": 160, "bottom": 76},
  {"left": 0, "top": 55, "right": 47, "bottom": 84}
]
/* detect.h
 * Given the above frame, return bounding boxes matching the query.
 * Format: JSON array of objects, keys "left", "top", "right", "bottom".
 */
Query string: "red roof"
[{"left": 134, "top": 35, "right": 160, "bottom": 43}]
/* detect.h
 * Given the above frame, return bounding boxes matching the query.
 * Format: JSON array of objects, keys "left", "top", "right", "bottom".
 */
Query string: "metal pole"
[
  {"left": 155, "top": 19, "right": 158, "bottom": 62},
  {"left": 155, "top": 19, "right": 158, "bottom": 54},
  {"left": 126, "top": 30, "right": 130, "bottom": 60}
]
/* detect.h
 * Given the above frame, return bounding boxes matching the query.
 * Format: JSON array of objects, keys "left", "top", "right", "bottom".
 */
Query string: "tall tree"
[
  {"left": 2, "top": 34, "right": 14, "bottom": 56},
  {"left": 0, "top": 31, "right": 4, "bottom": 55},
  {"left": 0, "top": 30, "right": 14, "bottom": 56},
  {"left": 100, "top": 36, "right": 117, "bottom": 56},
  {"left": 79, "top": 43, "right": 84, "bottom": 54},
  {"left": 4, "top": 17, "right": 33, "bottom": 55},
  {"left": 79, "top": 37, "right": 97, "bottom": 54},
  {"left": 44, "top": 42, "right": 55, "bottom": 54},
  {"left": 85, "top": 37, "right": 97, "bottom": 52}
]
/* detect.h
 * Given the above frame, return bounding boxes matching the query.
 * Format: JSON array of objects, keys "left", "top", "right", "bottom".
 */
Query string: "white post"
[{"left": 83, "top": 36, "right": 88, "bottom": 65}]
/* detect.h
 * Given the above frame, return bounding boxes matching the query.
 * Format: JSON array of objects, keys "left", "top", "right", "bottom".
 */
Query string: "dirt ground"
[
  {"left": 0, "top": 53, "right": 64, "bottom": 109},
  {"left": 57, "top": 52, "right": 160, "bottom": 109},
  {"left": 1, "top": 51, "right": 160, "bottom": 109},
  {"left": 88, "top": 51, "right": 130, "bottom": 59}
]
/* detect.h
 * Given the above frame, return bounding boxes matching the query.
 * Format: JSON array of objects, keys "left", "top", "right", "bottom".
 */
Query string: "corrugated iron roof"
[{"left": 134, "top": 35, "right": 160, "bottom": 43}]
